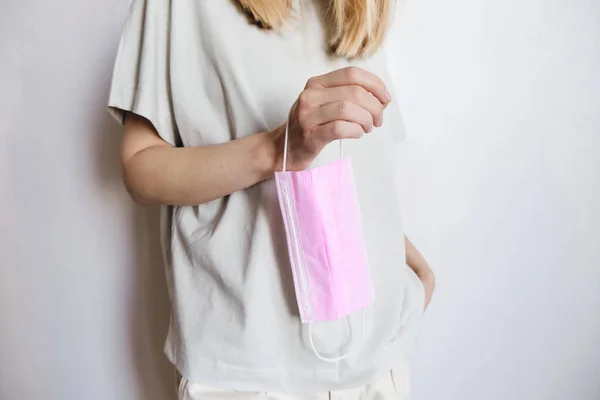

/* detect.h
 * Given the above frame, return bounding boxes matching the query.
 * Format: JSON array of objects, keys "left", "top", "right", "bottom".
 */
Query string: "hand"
[{"left": 274, "top": 66, "right": 392, "bottom": 171}]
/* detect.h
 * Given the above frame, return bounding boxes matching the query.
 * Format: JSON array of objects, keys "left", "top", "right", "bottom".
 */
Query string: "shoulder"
[{"left": 123, "top": 0, "right": 244, "bottom": 34}]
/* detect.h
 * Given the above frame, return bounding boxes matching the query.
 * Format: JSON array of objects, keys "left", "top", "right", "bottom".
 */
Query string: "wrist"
[{"left": 254, "top": 126, "right": 284, "bottom": 181}]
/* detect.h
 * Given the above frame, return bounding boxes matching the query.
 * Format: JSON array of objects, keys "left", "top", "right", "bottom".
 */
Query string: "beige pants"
[{"left": 177, "top": 358, "right": 411, "bottom": 400}]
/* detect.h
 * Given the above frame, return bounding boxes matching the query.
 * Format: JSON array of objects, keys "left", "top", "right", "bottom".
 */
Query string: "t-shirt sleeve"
[{"left": 107, "top": 0, "right": 179, "bottom": 146}]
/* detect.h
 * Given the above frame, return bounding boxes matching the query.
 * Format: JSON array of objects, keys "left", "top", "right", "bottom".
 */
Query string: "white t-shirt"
[{"left": 108, "top": 0, "right": 425, "bottom": 392}]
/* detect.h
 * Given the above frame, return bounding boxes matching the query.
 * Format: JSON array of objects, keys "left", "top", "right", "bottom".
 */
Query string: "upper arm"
[{"left": 121, "top": 112, "right": 172, "bottom": 167}]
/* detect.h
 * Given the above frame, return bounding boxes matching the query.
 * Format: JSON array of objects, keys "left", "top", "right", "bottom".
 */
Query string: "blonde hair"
[{"left": 237, "top": 0, "right": 392, "bottom": 58}]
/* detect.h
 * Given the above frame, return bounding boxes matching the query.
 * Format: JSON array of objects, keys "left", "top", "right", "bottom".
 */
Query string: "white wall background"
[
  {"left": 1, "top": 1, "right": 598, "bottom": 400},
  {"left": 389, "top": 0, "right": 600, "bottom": 399}
]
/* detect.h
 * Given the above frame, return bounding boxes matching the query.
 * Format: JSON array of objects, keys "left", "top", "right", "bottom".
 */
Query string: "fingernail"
[{"left": 385, "top": 89, "right": 392, "bottom": 102}]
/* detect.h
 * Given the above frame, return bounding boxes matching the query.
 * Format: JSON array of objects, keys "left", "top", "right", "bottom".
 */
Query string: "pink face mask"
[{"left": 274, "top": 105, "right": 375, "bottom": 362}]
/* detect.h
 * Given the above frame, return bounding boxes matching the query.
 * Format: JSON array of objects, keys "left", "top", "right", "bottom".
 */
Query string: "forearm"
[
  {"left": 405, "top": 235, "right": 435, "bottom": 309},
  {"left": 405, "top": 236, "right": 433, "bottom": 279},
  {"left": 123, "top": 129, "right": 280, "bottom": 206}
]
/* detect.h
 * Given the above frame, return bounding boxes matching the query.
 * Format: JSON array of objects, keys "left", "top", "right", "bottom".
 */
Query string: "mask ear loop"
[
  {"left": 281, "top": 101, "right": 343, "bottom": 173},
  {"left": 308, "top": 309, "right": 366, "bottom": 362},
  {"left": 281, "top": 101, "right": 296, "bottom": 173}
]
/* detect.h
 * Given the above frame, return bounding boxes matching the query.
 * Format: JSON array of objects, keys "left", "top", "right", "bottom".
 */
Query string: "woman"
[{"left": 108, "top": 0, "right": 435, "bottom": 398}]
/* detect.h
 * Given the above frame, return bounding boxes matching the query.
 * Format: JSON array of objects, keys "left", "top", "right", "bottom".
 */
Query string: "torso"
[{"left": 117, "top": 0, "right": 425, "bottom": 391}]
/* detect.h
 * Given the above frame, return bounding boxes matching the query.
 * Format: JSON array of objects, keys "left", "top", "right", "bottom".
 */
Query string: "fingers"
[
  {"left": 292, "top": 68, "right": 390, "bottom": 158},
  {"left": 303, "top": 85, "right": 384, "bottom": 127},
  {"left": 313, "top": 120, "right": 365, "bottom": 143},
  {"left": 312, "top": 101, "right": 374, "bottom": 133},
  {"left": 306, "top": 66, "right": 391, "bottom": 106}
]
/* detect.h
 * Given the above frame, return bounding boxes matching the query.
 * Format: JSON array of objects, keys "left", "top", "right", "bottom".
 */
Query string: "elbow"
[
  {"left": 127, "top": 188, "right": 157, "bottom": 207},
  {"left": 122, "top": 163, "right": 160, "bottom": 207}
]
